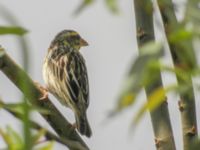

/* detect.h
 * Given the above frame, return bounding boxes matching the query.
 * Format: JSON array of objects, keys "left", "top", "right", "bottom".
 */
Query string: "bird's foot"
[
  {"left": 71, "top": 122, "right": 77, "bottom": 130},
  {"left": 39, "top": 88, "right": 48, "bottom": 100},
  {"left": 34, "top": 82, "right": 49, "bottom": 100}
]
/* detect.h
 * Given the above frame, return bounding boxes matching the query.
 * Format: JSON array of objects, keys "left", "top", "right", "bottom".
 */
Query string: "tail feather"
[{"left": 75, "top": 113, "right": 92, "bottom": 137}]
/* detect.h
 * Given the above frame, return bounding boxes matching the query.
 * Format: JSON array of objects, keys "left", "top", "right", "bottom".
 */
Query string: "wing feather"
[{"left": 47, "top": 52, "right": 89, "bottom": 108}]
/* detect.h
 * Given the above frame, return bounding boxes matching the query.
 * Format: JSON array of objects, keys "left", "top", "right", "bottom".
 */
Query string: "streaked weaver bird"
[{"left": 42, "top": 30, "right": 92, "bottom": 137}]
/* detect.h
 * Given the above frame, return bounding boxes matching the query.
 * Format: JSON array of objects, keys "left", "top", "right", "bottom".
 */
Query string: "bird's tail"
[{"left": 75, "top": 113, "right": 92, "bottom": 137}]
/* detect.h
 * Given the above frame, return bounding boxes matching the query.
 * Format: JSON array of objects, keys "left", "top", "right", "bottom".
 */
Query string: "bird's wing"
[{"left": 49, "top": 52, "right": 89, "bottom": 108}]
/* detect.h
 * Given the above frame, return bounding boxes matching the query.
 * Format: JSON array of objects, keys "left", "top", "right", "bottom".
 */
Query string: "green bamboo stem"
[
  {"left": 133, "top": 0, "right": 176, "bottom": 149},
  {"left": 156, "top": 0, "right": 197, "bottom": 149},
  {"left": 0, "top": 46, "right": 89, "bottom": 150}
]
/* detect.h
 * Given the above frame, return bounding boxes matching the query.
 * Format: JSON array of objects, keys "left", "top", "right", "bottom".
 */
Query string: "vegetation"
[{"left": 0, "top": 0, "right": 200, "bottom": 150}]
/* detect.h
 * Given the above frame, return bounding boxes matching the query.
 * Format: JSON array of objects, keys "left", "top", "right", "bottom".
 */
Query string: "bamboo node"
[
  {"left": 178, "top": 100, "right": 185, "bottom": 112},
  {"left": 137, "top": 27, "right": 147, "bottom": 41},
  {"left": 164, "top": 96, "right": 168, "bottom": 105},
  {"left": 175, "top": 63, "right": 190, "bottom": 70},
  {"left": 187, "top": 125, "right": 197, "bottom": 137},
  {"left": 155, "top": 138, "right": 162, "bottom": 148}
]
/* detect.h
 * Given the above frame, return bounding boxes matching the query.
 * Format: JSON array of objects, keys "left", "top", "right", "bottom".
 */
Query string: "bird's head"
[{"left": 51, "top": 30, "right": 88, "bottom": 51}]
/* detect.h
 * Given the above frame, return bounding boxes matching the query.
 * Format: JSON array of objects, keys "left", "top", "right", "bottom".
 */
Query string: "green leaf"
[
  {"left": 37, "top": 141, "right": 54, "bottom": 150},
  {"left": 2, "top": 102, "right": 24, "bottom": 115},
  {"left": 105, "top": 0, "right": 119, "bottom": 13},
  {"left": 183, "top": 0, "right": 200, "bottom": 38},
  {"left": 0, "top": 128, "right": 12, "bottom": 146},
  {"left": 73, "top": 0, "right": 94, "bottom": 15},
  {"left": 148, "top": 62, "right": 192, "bottom": 83},
  {"left": 185, "top": 0, "right": 200, "bottom": 26},
  {"left": 0, "top": 100, "right": 3, "bottom": 108},
  {"left": 1, "top": 101, "right": 50, "bottom": 115},
  {"left": 118, "top": 94, "right": 136, "bottom": 109},
  {"left": 0, "top": 127, "right": 23, "bottom": 150},
  {"left": 6, "top": 126, "right": 23, "bottom": 146},
  {"left": 169, "top": 27, "right": 193, "bottom": 43},
  {"left": 32, "top": 128, "right": 46, "bottom": 144},
  {"left": 131, "top": 84, "right": 191, "bottom": 127},
  {"left": 0, "top": 26, "right": 28, "bottom": 36},
  {"left": 128, "top": 42, "right": 163, "bottom": 75},
  {"left": 0, "top": 5, "right": 30, "bottom": 71},
  {"left": 133, "top": 87, "right": 166, "bottom": 125},
  {"left": 113, "top": 42, "right": 163, "bottom": 113}
]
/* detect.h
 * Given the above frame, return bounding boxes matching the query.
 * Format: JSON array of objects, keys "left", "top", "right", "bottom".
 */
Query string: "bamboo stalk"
[
  {"left": 0, "top": 46, "right": 89, "bottom": 150},
  {"left": 133, "top": 0, "right": 176, "bottom": 149},
  {"left": 156, "top": 0, "right": 197, "bottom": 149}
]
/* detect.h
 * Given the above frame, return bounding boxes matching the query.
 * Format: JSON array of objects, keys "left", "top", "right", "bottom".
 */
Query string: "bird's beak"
[{"left": 80, "top": 38, "right": 89, "bottom": 46}]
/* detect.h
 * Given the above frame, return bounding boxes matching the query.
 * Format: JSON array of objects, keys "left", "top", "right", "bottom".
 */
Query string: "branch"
[
  {"left": 0, "top": 46, "right": 89, "bottom": 150},
  {"left": 156, "top": 0, "right": 197, "bottom": 149},
  {"left": 0, "top": 100, "right": 87, "bottom": 150},
  {"left": 133, "top": 0, "right": 176, "bottom": 149}
]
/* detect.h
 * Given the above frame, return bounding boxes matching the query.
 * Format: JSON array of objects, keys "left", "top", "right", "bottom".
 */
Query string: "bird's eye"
[{"left": 69, "top": 35, "right": 81, "bottom": 46}]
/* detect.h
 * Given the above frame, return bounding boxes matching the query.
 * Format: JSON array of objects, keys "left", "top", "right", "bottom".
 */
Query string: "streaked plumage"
[{"left": 43, "top": 30, "right": 92, "bottom": 137}]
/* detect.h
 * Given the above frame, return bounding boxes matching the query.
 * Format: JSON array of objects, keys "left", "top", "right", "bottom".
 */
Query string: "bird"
[{"left": 42, "top": 30, "right": 92, "bottom": 137}]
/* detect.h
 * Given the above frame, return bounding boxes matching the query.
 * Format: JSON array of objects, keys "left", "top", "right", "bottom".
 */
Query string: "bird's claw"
[
  {"left": 34, "top": 82, "right": 49, "bottom": 100},
  {"left": 39, "top": 89, "right": 48, "bottom": 100},
  {"left": 71, "top": 123, "right": 77, "bottom": 130}
]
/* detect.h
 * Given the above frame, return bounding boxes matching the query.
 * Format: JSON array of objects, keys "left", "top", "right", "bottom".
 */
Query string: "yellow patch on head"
[{"left": 69, "top": 31, "right": 79, "bottom": 36}]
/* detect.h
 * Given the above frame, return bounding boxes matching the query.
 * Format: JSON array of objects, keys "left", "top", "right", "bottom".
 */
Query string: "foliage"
[
  {"left": 105, "top": 0, "right": 119, "bottom": 13},
  {"left": 111, "top": 0, "right": 200, "bottom": 129},
  {"left": 0, "top": 5, "right": 54, "bottom": 150},
  {"left": 0, "top": 0, "right": 200, "bottom": 150},
  {"left": 74, "top": 0, "right": 119, "bottom": 14},
  {"left": 112, "top": 42, "right": 163, "bottom": 113},
  {"left": 0, "top": 126, "right": 53, "bottom": 150},
  {"left": 0, "top": 26, "right": 27, "bottom": 36}
]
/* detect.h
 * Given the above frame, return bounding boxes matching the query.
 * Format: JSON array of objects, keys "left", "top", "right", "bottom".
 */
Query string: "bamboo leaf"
[
  {"left": 105, "top": 0, "right": 119, "bottom": 13},
  {"left": 0, "top": 100, "right": 50, "bottom": 115},
  {"left": 0, "top": 5, "right": 30, "bottom": 71},
  {"left": 113, "top": 42, "right": 163, "bottom": 113},
  {"left": 37, "top": 141, "right": 54, "bottom": 150},
  {"left": 183, "top": 0, "right": 200, "bottom": 39},
  {"left": 73, "top": 0, "right": 94, "bottom": 15},
  {"left": 148, "top": 62, "right": 192, "bottom": 83},
  {"left": 131, "top": 84, "right": 191, "bottom": 126},
  {"left": 0, "top": 100, "right": 3, "bottom": 108},
  {"left": 185, "top": 0, "right": 200, "bottom": 27},
  {"left": 0, "top": 26, "right": 28, "bottom": 36},
  {"left": 32, "top": 128, "right": 46, "bottom": 144},
  {"left": 133, "top": 87, "right": 166, "bottom": 125},
  {"left": 6, "top": 126, "right": 23, "bottom": 146},
  {"left": 0, "top": 127, "right": 23, "bottom": 150},
  {"left": 139, "top": 41, "right": 163, "bottom": 56},
  {"left": 0, "top": 128, "right": 12, "bottom": 146},
  {"left": 119, "top": 94, "right": 135, "bottom": 108},
  {"left": 3, "top": 103, "right": 24, "bottom": 115},
  {"left": 169, "top": 27, "right": 193, "bottom": 43}
]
